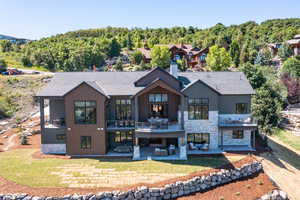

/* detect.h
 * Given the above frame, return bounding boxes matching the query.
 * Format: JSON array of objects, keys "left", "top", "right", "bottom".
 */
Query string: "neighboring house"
[
  {"left": 286, "top": 34, "right": 300, "bottom": 56},
  {"left": 137, "top": 44, "right": 208, "bottom": 69},
  {"left": 36, "top": 63, "right": 257, "bottom": 160}
]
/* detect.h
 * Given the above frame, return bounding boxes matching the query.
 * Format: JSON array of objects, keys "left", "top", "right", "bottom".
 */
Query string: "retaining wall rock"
[
  {"left": 258, "top": 189, "right": 288, "bottom": 200},
  {"left": 0, "top": 161, "right": 264, "bottom": 200}
]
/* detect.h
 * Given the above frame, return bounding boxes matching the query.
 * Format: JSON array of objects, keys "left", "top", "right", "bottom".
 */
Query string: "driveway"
[{"left": 256, "top": 136, "right": 300, "bottom": 200}]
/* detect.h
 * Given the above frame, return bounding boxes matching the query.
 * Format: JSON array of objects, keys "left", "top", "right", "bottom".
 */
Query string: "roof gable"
[
  {"left": 63, "top": 81, "right": 109, "bottom": 98},
  {"left": 134, "top": 67, "right": 181, "bottom": 90}
]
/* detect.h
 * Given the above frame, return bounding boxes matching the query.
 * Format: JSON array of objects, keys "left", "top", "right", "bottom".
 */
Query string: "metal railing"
[
  {"left": 218, "top": 114, "right": 257, "bottom": 126},
  {"left": 135, "top": 121, "right": 181, "bottom": 130}
]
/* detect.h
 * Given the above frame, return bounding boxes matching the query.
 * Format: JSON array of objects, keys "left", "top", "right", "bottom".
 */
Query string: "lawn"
[
  {"left": 0, "top": 52, "right": 49, "bottom": 72},
  {"left": 272, "top": 128, "right": 300, "bottom": 151},
  {"left": 0, "top": 149, "right": 242, "bottom": 188}
]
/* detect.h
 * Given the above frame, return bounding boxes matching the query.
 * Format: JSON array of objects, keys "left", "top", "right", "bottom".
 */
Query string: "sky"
[{"left": 0, "top": 0, "right": 300, "bottom": 40}]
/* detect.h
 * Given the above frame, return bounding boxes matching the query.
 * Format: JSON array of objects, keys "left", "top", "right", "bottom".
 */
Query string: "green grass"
[
  {"left": 272, "top": 128, "right": 300, "bottom": 151},
  {"left": 0, "top": 52, "right": 49, "bottom": 72},
  {"left": 0, "top": 149, "right": 239, "bottom": 188}
]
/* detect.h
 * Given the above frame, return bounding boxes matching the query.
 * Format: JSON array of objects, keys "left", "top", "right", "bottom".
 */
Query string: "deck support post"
[{"left": 39, "top": 97, "right": 45, "bottom": 135}]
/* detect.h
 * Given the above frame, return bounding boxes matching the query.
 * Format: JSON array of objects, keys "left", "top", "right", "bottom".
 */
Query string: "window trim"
[
  {"left": 232, "top": 130, "right": 244, "bottom": 139},
  {"left": 80, "top": 136, "right": 92, "bottom": 149},
  {"left": 188, "top": 98, "right": 209, "bottom": 120},
  {"left": 235, "top": 103, "right": 248, "bottom": 114},
  {"left": 74, "top": 100, "right": 97, "bottom": 124}
]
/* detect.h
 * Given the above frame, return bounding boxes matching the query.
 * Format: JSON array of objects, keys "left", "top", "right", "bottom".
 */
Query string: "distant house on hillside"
[
  {"left": 286, "top": 34, "right": 300, "bottom": 56},
  {"left": 137, "top": 44, "right": 209, "bottom": 69}
]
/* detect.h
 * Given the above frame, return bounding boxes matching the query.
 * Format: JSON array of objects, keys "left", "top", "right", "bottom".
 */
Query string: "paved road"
[{"left": 257, "top": 137, "right": 300, "bottom": 200}]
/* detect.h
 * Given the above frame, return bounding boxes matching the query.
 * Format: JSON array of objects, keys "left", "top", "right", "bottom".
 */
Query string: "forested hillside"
[{"left": 1, "top": 18, "right": 300, "bottom": 72}]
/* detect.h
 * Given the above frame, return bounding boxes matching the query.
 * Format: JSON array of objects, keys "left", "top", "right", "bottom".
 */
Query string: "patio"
[{"left": 139, "top": 146, "right": 183, "bottom": 160}]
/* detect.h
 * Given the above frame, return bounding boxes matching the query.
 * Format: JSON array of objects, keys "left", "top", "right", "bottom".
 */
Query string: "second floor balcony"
[
  {"left": 218, "top": 114, "right": 258, "bottom": 128},
  {"left": 135, "top": 118, "right": 183, "bottom": 133}
]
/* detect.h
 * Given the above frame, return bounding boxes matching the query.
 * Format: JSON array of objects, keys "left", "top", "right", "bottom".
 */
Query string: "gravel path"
[{"left": 257, "top": 137, "right": 300, "bottom": 200}]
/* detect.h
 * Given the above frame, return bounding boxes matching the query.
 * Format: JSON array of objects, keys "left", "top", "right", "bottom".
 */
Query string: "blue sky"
[{"left": 1, "top": 0, "right": 300, "bottom": 39}]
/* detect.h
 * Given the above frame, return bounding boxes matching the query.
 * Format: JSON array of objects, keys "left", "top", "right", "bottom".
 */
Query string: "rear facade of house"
[{"left": 36, "top": 64, "right": 257, "bottom": 160}]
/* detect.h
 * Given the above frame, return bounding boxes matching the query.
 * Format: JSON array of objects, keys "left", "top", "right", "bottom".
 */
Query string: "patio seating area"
[{"left": 139, "top": 146, "right": 181, "bottom": 160}]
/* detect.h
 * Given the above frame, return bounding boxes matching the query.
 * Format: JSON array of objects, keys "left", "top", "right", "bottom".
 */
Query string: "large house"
[
  {"left": 137, "top": 44, "right": 208, "bottom": 69},
  {"left": 36, "top": 63, "right": 257, "bottom": 160}
]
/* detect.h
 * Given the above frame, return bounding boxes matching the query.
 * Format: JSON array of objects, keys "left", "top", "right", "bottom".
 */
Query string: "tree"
[
  {"left": 126, "top": 34, "right": 133, "bottom": 50},
  {"left": 278, "top": 43, "right": 293, "bottom": 61},
  {"left": 176, "top": 59, "right": 187, "bottom": 71},
  {"left": 281, "top": 57, "right": 300, "bottom": 77},
  {"left": 0, "top": 59, "right": 7, "bottom": 72},
  {"left": 252, "top": 84, "right": 282, "bottom": 134},
  {"left": 254, "top": 49, "right": 271, "bottom": 66},
  {"left": 281, "top": 73, "right": 300, "bottom": 104},
  {"left": 206, "top": 45, "right": 232, "bottom": 71},
  {"left": 0, "top": 40, "right": 12, "bottom": 52},
  {"left": 150, "top": 46, "right": 171, "bottom": 68},
  {"left": 113, "top": 58, "right": 123, "bottom": 71},
  {"left": 108, "top": 38, "right": 121, "bottom": 57},
  {"left": 240, "top": 63, "right": 266, "bottom": 89},
  {"left": 229, "top": 40, "right": 240, "bottom": 67},
  {"left": 130, "top": 51, "right": 143, "bottom": 64}
]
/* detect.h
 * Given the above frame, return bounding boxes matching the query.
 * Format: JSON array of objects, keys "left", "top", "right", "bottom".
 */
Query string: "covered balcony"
[{"left": 135, "top": 119, "right": 183, "bottom": 133}]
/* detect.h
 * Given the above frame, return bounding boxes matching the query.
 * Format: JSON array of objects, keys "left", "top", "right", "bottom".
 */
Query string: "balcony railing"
[
  {"left": 135, "top": 121, "right": 182, "bottom": 131},
  {"left": 218, "top": 114, "right": 258, "bottom": 127},
  {"left": 107, "top": 120, "right": 135, "bottom": 129}
]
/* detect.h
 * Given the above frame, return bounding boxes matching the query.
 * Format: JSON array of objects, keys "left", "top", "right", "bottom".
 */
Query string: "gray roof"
[{"left": 37, "top": 70, "right": 254, "bottom": 97}]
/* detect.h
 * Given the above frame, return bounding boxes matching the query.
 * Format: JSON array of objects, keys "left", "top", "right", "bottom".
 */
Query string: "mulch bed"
[
  {"left": 0, "top": 155, "right": 276, "bottom": 199},
  {"left": 178, "top": 172, "right": 277, "bottom": 200}
]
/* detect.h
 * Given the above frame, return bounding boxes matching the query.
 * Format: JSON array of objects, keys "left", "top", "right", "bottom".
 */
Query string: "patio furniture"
[
  {"left": 113, "top": 145, "right": 132, "bottom": 153},
  {"left": 154, "top": 148, "right": 168, "bottom": 156},
  {"left": 189, "top": 143, "right": 198, "bottom": 150},
  {"left": 168, "top": 145, "right": 176, "bottom": 155}
]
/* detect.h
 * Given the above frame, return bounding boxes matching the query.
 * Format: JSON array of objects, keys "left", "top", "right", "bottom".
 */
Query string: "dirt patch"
[
  {"left": 0, "top": 156, "right": 259, "bottom": 197},
  {"left": 178, "top": 172, "right": 277, "bottom": 200}
]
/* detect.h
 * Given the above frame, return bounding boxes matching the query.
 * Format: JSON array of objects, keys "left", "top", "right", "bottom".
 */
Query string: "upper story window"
[
  {"left": 149, "top": 94, "right": 168, "bottom": 118},
  {"left": 116, "top": 99, "right": 132, "bottom": 120},
  {"left": 74, "top": 101, "right": 97, "bottom": 124},
  {"left": 232, "top": 130, "right": 244, "bottom": 139},
  {"left": 149, "top": 94, "right": 168, "bottom": 103},
  {"left": 236, "top": 103, "right": 248, "bottom": 114},
  {"left": 188, "top": 98, "right": 209, "bottom": 120},
  {"left": 199, "top": 54, "right": 206, "bottom": 61}
]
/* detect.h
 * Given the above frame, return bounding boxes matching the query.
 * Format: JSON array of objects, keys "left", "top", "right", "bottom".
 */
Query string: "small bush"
[
  {"left": 246, "top": 184, "right": 251, "bottom": 189},
  {"left": 235, "top": 192, "right": 241, "bottom": 196},
  {"left": 20, "top": 135, "right": 28, "bottom": 145},
  {"left": 257, "top": 180, "right": 264, "bottom": 185}
]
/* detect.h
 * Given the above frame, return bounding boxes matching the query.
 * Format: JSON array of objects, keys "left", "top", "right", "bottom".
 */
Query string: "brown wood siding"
[
  {"left": 64, "top": 83, "right": 107, "bottom": 155},
  {"left": 138, "top": 86, "right": 180, "bottom": 122}
]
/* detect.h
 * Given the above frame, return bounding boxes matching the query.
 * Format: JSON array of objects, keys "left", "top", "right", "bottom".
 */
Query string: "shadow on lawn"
[{"left": 262, "top": 136, "right": 300, "bottom": 171}]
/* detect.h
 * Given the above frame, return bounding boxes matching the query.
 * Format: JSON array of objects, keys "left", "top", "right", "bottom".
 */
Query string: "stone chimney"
[{"left": 170, "top": 61, "right": 178, "bottom": 78}]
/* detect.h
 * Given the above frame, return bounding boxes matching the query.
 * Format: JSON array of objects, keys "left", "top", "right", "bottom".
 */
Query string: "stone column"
[
  {"left": 179, "top": 136, "right": 187, "bottom": 160},
  {"left": 133, "top": 145, "right": 140, "bottom": 160}
]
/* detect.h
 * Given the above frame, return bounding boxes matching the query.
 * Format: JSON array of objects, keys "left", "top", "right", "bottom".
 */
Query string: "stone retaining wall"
[
  {"left": 0, "top": 161, "right": 263, "bottom": 200},
  {"left": 258, "top": 189, "right": 288, "bottom": 200}
]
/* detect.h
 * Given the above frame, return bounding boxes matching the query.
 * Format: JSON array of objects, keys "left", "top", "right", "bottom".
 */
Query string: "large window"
[
  {"left": 236, "top": 103, "right": 248, "bottom": 114},
  {"left": 116, "top": 99, "right": 132, "bottom": 120},
  {"left": 113, "top": 131, "right": 133, "bottom": 145},
  {"left": 187, "top": 133, "right": 210, "bottom": 144},
  {"left": 80, "top": 136, "right": 92, "bottom": 149},
  {"left": 188, "top": 98, "right": 209, "bottom": 120},
  {"left": 149, "top": 94, "right": 168, "bottom": 118},
  {"left": 232, "top": 130, "right": 244, "bottom": 139},
  {"left": 74, "top": 101, "right": 97, "bottom": 124}
]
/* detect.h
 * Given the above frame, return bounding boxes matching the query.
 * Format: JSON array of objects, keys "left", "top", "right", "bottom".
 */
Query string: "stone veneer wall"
[
  {"left": 41, "top": 144, "right": 66, "bottom": 154},
  {"left": 0, "top": 161, "right": 263, "bottom": 200},
  {"left": 183, "top": 111, "right": 219, "bottom": 149},
  {"left": 222, "top": 130, "right": 252, "bottom": 146}
]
